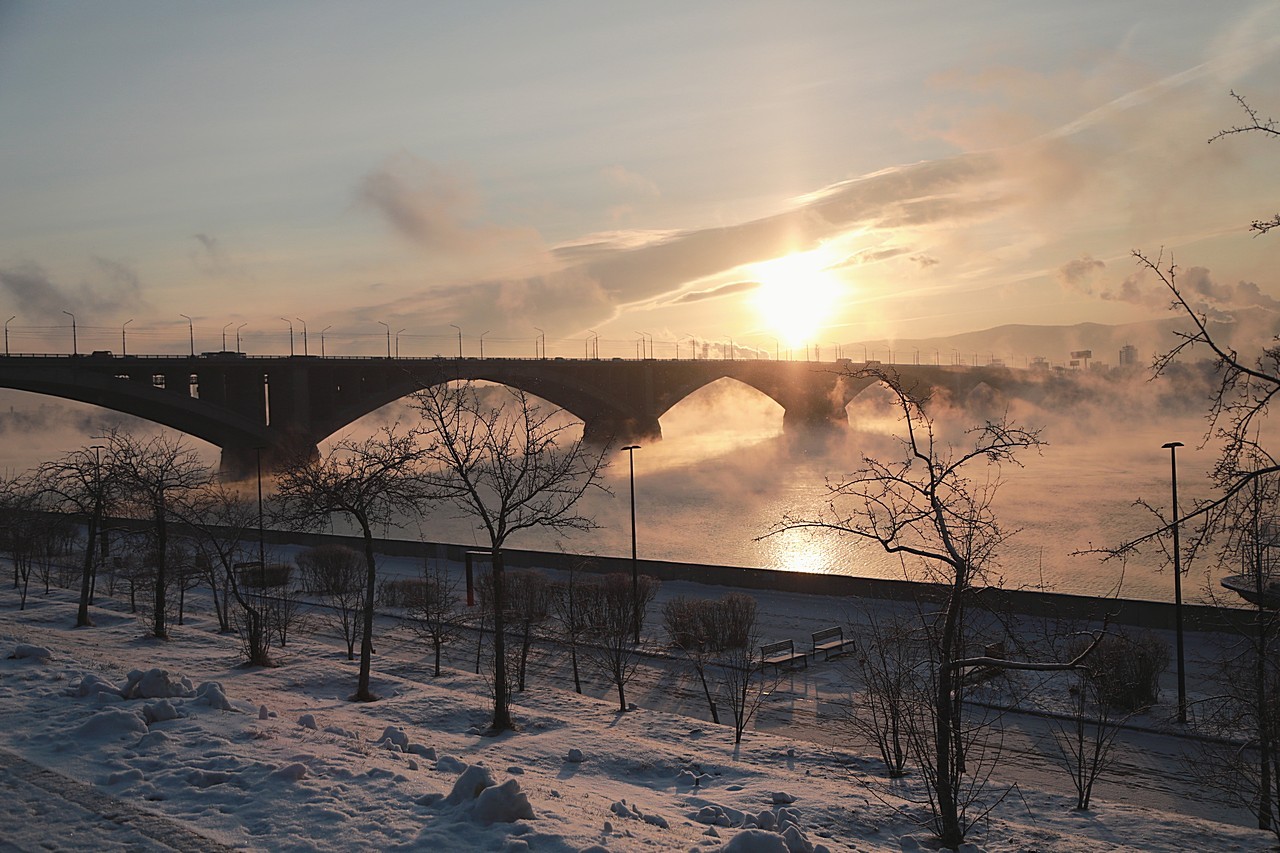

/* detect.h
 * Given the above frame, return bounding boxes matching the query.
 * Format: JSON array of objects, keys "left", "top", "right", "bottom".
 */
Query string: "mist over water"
[{"left": 0, "top": 372, "right": 1238, "bottom": 604}]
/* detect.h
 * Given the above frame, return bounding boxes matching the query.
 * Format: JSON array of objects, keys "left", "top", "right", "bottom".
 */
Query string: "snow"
[{"left": 0, "top": 562, "right": 1275, "bottom": 852}]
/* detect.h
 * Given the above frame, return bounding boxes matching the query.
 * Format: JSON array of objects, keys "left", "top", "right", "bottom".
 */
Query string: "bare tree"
[
  {"left": 275, "top": 425, "right": 435, "bottom": 701},
  {"left": 1050, "top": 630, "right": 1150, "bottom": 811},
  {"left": 297, "top": 544, "right": 366, "bottom": 661},
  {"left": 176, "top": 481, "right": 273, "bottom": 663},
  {"left": 841, "top": 607, "right": 923, "bottom": 778},
  {"left": 1209, "top": 92, "right": 1279, "bottom": 235},
  {"left": 1107, "top": 96, "right": 1280, "bottom": 834},
  {"left": 550, "top": 560, "right": 604, "bottom": 695},
  {"left": 664, "top": 591, "right": 761, "bottom": 727},
  {"left": 582, "top": 572, "right": 659, "bottom": 713},
  {"left": 506, "top": 569, "right": 553, "bottom": 692},
  {"left": 708, "top": 592, "right": 772, "bottom": 745},
  {"left": 0, "top": 474, "right": 48, "bottom": 610},
  {"left": 405, "top": 560, "right": 463, "bottom": 677},
  {"left": 102, "top": 428, "right": 212, "bottom": 639},
  {"left": 409, "top": 381, "right": 608, "bottom": 733},
  {"left": 768, "top": 366, "right": 1101, "bottom": 848},
  {"left": 38, "top": 445, "right": 121, "bottom": 627}
]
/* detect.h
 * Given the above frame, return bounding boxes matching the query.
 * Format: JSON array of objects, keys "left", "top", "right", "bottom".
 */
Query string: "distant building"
[{"left": 1119, "top": 344, "right": 1138, "bottom": 367}]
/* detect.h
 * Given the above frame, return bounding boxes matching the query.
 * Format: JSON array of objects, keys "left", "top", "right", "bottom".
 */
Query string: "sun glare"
[{"left": 751, "top": 250, "right": 844, "bottom": 348}]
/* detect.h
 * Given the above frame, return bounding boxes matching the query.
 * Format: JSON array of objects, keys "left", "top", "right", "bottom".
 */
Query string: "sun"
[{"left": 751, "top": 250, "right": 845, "bottom": 348}]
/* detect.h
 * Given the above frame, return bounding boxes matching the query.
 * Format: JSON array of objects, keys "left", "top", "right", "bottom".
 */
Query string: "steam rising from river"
[{"left": 0, "top": 368, "right": 1243, "bottom": 603}]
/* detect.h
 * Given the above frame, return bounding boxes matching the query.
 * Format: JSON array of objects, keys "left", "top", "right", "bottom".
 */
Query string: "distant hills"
[{"left": 856, "top": 316, "right": 1277, "bottom": 369}]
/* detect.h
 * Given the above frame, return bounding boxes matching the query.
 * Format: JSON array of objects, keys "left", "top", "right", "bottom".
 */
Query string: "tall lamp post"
[
  {"left": 479, "top": 330, "right": 490, "bottom": 359},
  {"left": 623, "top": 444, "right": 641, "bottom": 644},
  {"left": 222, "top": 322, "right": 231, "bottom": 352},
  {"left": 235, "top": 323, "right": 247, "bottom": 353},
  {"left": 4, "top": 315, "right": 14, "bottom": 356},
  {"left": 296, "top": 318, "right": 308, "bottom": 356},
  {"left": 534, "top": 327, "right": 545, "bottom": 359},
  {"left": 279, "top": 318, "right": 294, "bottom": 357},
  {"left": 63, "top": 310, "right": 77, "bottom": 355},
  {"left": 122, "top": 319, "right": 133, "bottom": 356},
  {"left": 378, "top": 321, "right": 391, "bottom": 358},
  {"left": 320, "top": 325, "right": 332, "bottom": 358},
  {"left": 180, "top": 314, "right": 194, "bottom": 356},
  {"left": 1163, "top": 440, "right": 1188, "bottom": 724},
  {"left": 450, "top": 324, "right": 462, "bottom": 359}
]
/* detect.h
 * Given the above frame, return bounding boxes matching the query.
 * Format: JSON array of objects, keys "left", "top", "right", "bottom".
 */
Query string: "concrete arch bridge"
[{"left": 0, "top": 354, "right": 1043, "bottom": 478}]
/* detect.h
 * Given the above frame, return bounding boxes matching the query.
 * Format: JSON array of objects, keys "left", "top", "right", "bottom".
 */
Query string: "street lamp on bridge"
[
  {"left": 395, "top": 328, "right": 406, "bottom": 358},
  {"left": 534, "top": 327, "right": 545, "bottom": 359},
  {"left": 320, "top": 326, "right": 332, "bottom": 358},
  {"left": 236, "top": 323, "right": 247, "bottom": 353},
  {"left": 180, "top": 314, "right": 194, "bottom": 356},
  {"left": 479, "top": 330, "right": 490, "bottom": 359},
  {"left": 222, "top": 322, "right": 231, "bottom": 352},
  {"left": 4, "top": 316, "right": 14, "bottom": 356},
  {"left": 279, "top": 318, "right": 294, "bottom": 357},
  {"left": 63, "top": 310, "right": 77, "bottom": 356},
  {"left": 588, "top": 330, "right": 600, "bottom": 359},
  {"left": 296, "top": 318, "right": 308, "bottom": 356},
  {"left": 378, "top": 321, "right": 391, "bottom": 358},
  {"left": 450, "top": 324, "right": 462, "bottom": 359},
  {"left": 123, "top": 319, "right": 134, "bottom": 357}
]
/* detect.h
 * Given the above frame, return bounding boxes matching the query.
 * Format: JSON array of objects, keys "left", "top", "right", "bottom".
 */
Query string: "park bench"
[
  {"left": 811, "top": 626, "right": 855, "bottom": 661},
  {"left": 761, "top": 639, "right": 807, "bottom": 672}
]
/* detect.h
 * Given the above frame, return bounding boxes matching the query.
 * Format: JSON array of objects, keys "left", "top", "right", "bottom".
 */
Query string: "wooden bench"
[
  {"left": 761, "top": 639, "right": 807, "bottom": 672},
  {"left": 811, "top": 626, "right": 855, "bottom": 661}
]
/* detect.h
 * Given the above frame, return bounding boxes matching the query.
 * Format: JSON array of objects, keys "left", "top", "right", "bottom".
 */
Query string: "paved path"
[{"left": 0, "top": 749, "right": 239, "bottom": 852}]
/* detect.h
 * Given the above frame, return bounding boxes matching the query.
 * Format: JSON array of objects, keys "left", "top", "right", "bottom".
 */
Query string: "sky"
[{"left": 1, "top": 1, "right": 1278, "bottom": 359}]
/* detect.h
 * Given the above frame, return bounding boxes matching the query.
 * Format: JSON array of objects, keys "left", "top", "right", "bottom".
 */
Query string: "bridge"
[{"left": 0, "top": 353, "right": 1034, "bottom": 478}]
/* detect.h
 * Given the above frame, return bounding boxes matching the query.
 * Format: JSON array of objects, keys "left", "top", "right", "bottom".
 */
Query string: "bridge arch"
[{"left": 658, "top": 376, "right": 784, "bottom": 441}]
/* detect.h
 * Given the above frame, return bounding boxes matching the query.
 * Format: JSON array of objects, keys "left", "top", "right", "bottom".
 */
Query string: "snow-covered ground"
[{"left": 0, "top": 550, "right": 1274, "bottom": 852}]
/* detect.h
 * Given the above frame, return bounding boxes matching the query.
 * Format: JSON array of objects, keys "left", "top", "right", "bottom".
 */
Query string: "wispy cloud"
[
  {"left": 189, "top": 233, "right": 252, "bottom": 280},
  {"left": 0, "top": 260, "right": 146, "bottom": 321}
]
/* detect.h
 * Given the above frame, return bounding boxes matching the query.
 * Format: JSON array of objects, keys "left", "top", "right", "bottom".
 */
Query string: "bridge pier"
[{"left": 581, "top": 414, "right": 663, "bottom": 447}]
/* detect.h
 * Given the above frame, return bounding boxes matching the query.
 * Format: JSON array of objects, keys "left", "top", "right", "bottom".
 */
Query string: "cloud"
[
  {"left": 601, "top": 165, "right": 660, "bottom": 198},
  {"left": 358, "top": 154, "right": 544, "bottom": 262},
  {"left": 1055, "top": 256, "right": 1107, "bottom": 295},
  {"left": 189, "top": 233, "right": 251, "bottom": 280},
  {"left": 0, "top": 260, "right": 145, "bottom": 321},
  {"left": 669, "top": 280, "right": 760, "bottom": 305},
  {"left": 352, "top": 151, "right": 1007, "bottom": 336}
]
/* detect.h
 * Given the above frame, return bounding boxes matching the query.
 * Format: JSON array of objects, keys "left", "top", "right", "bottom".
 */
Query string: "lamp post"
[
  {"left": 62, "top": 311, "right": 77, "bottom": 355},
  {"left": 320, "top": 325, "right": 332, "bottom": 358},
  {"left": 222, "top": 322, "right": 231, "bottom": 352},
  {"left": 534, "top": 327, "right": 545, "bottom": 359},
  {"left": 296, "top": 318, "right": 308, "bottom": 356},
  {"left": 588, "top": 330, "right": 600, "bottom": 359},
  {"left": 279, "top": 318, "right": 294, "bottom": 357},
  {"left": 395, "top": 328, "right": 406, "bottom": 358},
  {"left": 450, "top": 324, "right": 462, "bottom": 359},
  {"left": 378, "top": 321, "right": 391, "bottom": 358},
  {"left": 235, "top": 323, "right": 247, "bottom": 353},
  {"left": 180, "top": 314, "right": 194, "bottom": 356},
  {"left": 1162, "top": 440, "right": 1188, "bottom": 724},
  {"left": 479, "top": 330, "right": 490, "bottom": 359},
  {"left": 4, "top": 315, "right": 13, "bottom": 356},
  {"left": 255, "top": 446, "right": 266, "bottom": 588},
  {"left": 122, "top": 319, "right": 133, "bottom": 356},
  {"left": 623, "top": 444, "right": 641, "bottom": 644}
]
